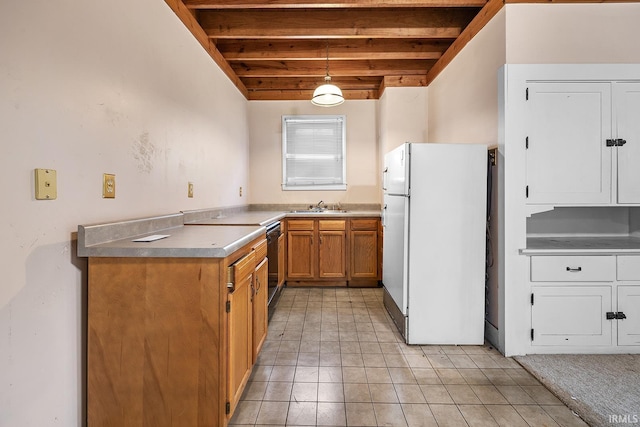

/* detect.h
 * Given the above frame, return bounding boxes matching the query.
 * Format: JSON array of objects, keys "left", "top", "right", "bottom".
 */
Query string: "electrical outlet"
[
  {"left": 35, "top": 168, "right": 57, "bottom": 200},
  {"left": 102, "top": 173, "right": 116, "bottom": 198},
  {"left": 239, "top": 186, "right": 243, "bottom": 197},
  {"left": 188, "top": 182, "right": 194, "bottom": 198}
]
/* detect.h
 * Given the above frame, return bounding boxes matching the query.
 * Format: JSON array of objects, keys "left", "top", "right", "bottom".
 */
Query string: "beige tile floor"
[{"left": 229, "top": 287, "right": 589, "bottom": 427}]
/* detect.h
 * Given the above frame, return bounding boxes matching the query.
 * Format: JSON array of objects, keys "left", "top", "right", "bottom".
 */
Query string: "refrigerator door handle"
[
  {"left": 382, "top": 167, "right": 388, "bottom": 191},
  {"left": 381, "top": 204, "right": 387, "bottom": 227}
]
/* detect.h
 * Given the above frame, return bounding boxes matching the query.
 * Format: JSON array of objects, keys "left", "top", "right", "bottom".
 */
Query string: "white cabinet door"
[
  {"left": 614, "top": 83, "right": 640, "bottom": 204},
  {"left": 526, "top": 82, "right": 612, "bottom": 204},
  {"left": 618, "top": 285, "right": 640, "bottom": 346},
  {"left": 531, "top": 286, "right": 612, "bottom": 346}
]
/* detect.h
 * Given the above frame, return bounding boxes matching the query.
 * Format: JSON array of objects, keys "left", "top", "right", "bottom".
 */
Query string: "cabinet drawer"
[
  {"left": 617, "top": 256, "right": 640, "bottom": 281},
  {"left": 231, "top": 251, "right": 256, "bottom": 285},
  {"left": 287, "top": 220, "right": 315, "bottom": 231},
  {"left": 319, "top": 220, "right": 346, "bottom": 231},
  {"left": 530, "top": 256, "right": 615, "bottom": 282},
  {"left": 253, "top": 239, "right": 267, "bottom": 264},
  {"left": 351, "top": 219, "right": 378, "bottom": 230}
]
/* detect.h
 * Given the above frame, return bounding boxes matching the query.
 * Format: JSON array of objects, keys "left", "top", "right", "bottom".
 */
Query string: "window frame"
[{"left": 281, "top": 115, "right": 347, "bottom": 191}]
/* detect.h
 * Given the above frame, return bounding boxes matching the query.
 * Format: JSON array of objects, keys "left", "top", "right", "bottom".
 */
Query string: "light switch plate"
[
  {"left": 35, "top": 168, "right": 57, "bottom": 200},
  {"left": 102, "top": 173, "right": 116, "bottom": 198},
  {"left": 188, "top": 182, "right": 194, "bottom": 198}
]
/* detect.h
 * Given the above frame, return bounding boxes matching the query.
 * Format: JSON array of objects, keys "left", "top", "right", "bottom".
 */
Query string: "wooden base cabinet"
[
  {"left": 349, "top": 219, "right": 380, "bottom": 285},
  {"left": 227, "top": 250, "right": 255, "bottom": 416},
  {"left": 319, "top": 220, "right": 347, "bottom": 279},
  {"left": 87, "top": 236, "right": 267, "bottom": 427},
  {"left": 286, "top": 219, "right": 316, "bottom": 280},
  {"left": 286, "top": 218, "right": 347, "bottom": 285},
  {"left": 285, "top": 217, "right": 380, "bottom": 287}
]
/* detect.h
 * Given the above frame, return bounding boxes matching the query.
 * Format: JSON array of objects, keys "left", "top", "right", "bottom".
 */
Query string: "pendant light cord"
[{"left": 325, "top": 42, "right": 330, "bottom": 78}]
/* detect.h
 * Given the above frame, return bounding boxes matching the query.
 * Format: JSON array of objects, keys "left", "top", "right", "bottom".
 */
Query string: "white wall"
[
  {"left": 247, "top": 100, "right": 379, "bottom": 205},
  {"left": 428, "top": 9, "right": 506, "bottom": 145},
  {"left": 506, "top": 3, "right": 640, "bottom": 63},
  {"left": 0, "top": 1, "right": 249, "bottom": 425},
  {"left": 378, "top": 86, "right": 429, "bottom": 156}
]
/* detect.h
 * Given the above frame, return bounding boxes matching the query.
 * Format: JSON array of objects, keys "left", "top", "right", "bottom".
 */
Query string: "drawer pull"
[{"left": 566, "top": 267, "right": 582, "bottom": 272}]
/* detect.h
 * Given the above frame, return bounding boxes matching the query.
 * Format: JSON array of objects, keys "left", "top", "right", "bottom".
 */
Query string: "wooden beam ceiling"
[
  {"left": 183, "top": 0, "right": 489, "bottom": 9},
  {"left": 168, "top": 0, "right": 640, "bottom": 101},
  {"left": 167, "top": 0, "right": 490, "bottom": 100}
]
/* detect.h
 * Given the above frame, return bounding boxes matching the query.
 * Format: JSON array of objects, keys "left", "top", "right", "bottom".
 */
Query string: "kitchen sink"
[{"left": 289, "top": 209, "right": 349, "bottom": 214}]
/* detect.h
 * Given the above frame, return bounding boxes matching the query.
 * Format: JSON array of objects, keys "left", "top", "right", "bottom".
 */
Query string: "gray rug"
[{"left": 515, "top": 354, "right": 640, "bottom": 427}]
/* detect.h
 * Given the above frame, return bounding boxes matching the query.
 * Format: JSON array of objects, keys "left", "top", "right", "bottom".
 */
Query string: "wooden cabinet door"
[
  {"left": 252, "top": 258, "right": 268, "bottom": 361},
  {"left": 614, "top": 83, "right": 640, "bottom": 204},
  {"left": 287, "top": 230, "right": 315, "bottom": 279},
  {"left": 531, "top": 285, "right": 612, "bottom": 346},
  {"left": 318, "top": 220, "right": 346, "bottom": 279},
  {"left": 526, "top": 82, "right": 612, "bottom": 204},
  {"left": 227, "top": 253, "right": 254, "bottom": 417},
  {"left": 318, "top": 230, "right": 346, "bottom": 278},
  {"left": 350, "top": 229, "right": 378, "bottom": 279}
]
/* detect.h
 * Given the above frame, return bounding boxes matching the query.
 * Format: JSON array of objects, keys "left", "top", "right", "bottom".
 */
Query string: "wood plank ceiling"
[{"left": 166, "top": 0, "right": 493, "bottom": 101}]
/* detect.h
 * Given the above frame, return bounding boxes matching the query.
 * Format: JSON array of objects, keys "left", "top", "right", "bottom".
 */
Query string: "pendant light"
[{"left": 311, "top": 42, "right": 344, "bottom": 107}]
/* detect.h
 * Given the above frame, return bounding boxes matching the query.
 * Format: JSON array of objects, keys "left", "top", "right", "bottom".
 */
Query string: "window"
[{"left": 282, "top": 115, "right": 346, "bottom": 191}]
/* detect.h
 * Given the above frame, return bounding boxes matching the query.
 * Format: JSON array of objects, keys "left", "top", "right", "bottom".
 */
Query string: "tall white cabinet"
[{"left": 495, "top": 65, "right": 640, "bottom": 356}]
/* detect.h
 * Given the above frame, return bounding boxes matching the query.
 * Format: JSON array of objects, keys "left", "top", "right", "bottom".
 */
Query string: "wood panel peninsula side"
[{"left": 78, "top": 214, "right": 267, "bottom": 426}]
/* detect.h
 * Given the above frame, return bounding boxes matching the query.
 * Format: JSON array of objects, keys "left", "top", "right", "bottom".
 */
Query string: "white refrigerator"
[{"left": 382, "top": 142, "right": 487, "bottom": 345}]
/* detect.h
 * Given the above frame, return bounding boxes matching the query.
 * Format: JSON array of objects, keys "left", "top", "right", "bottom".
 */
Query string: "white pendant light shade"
[
  {"left": 311, "top": 76, "right": 344, "bottom": 107},
  {"left": 312, "top": 43, "right": 344, "bottom": 107}
]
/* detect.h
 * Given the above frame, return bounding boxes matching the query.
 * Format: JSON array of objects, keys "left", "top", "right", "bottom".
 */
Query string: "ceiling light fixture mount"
[{"left": 311, "top": 42, "right": 344, "bottom": 107}]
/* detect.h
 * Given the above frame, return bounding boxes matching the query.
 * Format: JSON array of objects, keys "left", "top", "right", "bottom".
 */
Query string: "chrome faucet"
[{"left": 316, "top": 200, "right": 325, "bottom": 209}]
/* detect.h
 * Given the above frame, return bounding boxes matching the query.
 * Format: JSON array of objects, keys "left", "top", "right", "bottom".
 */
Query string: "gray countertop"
[
  {"left": 185, "top": 210, "right": 381, "bottom": 226},
  {"left": 78, "top": 208, "right": 381, "bottom": 259},
  {"left": 285, "top": 210, "right": 381, "bottom": 218},
  {"left": 521, "top": 236, "right": 640, "bottom": 255},
  {"left": 185, "top": 211, "right": 286, "bottom": 226},
  {"left": 78, "top": 224, "right": 265, "bottom": 258}
]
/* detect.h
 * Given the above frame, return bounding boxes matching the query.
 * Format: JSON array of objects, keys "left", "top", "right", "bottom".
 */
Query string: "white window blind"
[{"left": 282, "top": 115, "right": 346, "bottom": 191}]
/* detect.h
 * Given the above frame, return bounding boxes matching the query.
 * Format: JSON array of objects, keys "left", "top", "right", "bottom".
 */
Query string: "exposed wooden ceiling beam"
[
  {"left": 217, "top": 39, "right": 451, "bottom": 60},
  {"left": 247, "top": 89, "right": 378, "bottom": 101},
  {"left": 199, "top": 9, "right": 477, "bottom": 39},
  {"left": 382, "top": 75, "right": 428, "bottom": 87},
  {"left": 185, "top": 0, "right": 487, "bottom": 9},
  {"left": 242, "top": 76, "right": 383, "bottom": 91},
  {"left": 232, "top": 59, "right": 436, "bottom": 77}
]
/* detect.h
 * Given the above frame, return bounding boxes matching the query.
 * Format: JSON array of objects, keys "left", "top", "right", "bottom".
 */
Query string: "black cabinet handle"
[{"left": 566, "top": 267, "right": 582, "bottom": 272}]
